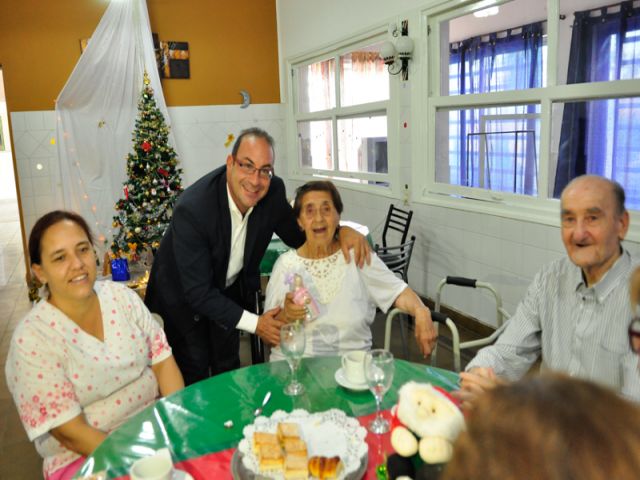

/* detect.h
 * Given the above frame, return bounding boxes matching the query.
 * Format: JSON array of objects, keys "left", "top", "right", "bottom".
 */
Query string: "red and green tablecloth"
[{"left": 75, "top": 356, "right": 458, "bottom": 479}]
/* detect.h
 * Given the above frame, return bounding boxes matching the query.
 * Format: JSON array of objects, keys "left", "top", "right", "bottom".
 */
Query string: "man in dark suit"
[{"left": 145, "top": 128, "right": 368, "bottom": 384}]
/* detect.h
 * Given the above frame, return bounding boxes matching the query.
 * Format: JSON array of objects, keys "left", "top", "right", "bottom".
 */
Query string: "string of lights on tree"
[{"left": 110, "top": 71, "right": 183, "bottom": 260}]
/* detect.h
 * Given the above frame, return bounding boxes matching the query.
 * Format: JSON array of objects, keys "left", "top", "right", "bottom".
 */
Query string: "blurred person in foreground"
[
  {"left": 456, "top": 175, "right": 640, "bottom": 408},
  {"left": 5, "top": 211, "right": 184, "bottom": 480},
  {"left": 442, "top": 374, "right": 640, "bottom": 480},
  {"left": 265, "top": 180, "right": 437, "bottom": 360}
]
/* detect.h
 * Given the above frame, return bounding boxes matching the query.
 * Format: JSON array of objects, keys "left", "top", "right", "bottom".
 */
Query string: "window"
[
  {"left": 290, "top": 38, "right": 391, "bottom": 186},
  {"left": 425, "top": 0, "right": 640, "bottom": 210}
]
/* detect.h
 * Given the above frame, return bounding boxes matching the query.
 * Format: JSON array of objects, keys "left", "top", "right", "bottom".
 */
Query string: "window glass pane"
[
  {"left": 435, "top": 104, "right": 540, "bottom": 196},
  {"left": 558, "top": 0, "right": 640, "bottom": 86},
  {"left": 442, "top": 0, "right": 547, "bottom": 96},
  {"left": 297, "top": 120, "right": 333, "bottom": 170},
  {"left": 337, "top": 115, "right": 387, "bottom": 174},
  {"left": 297, "top": 59, "right": 336, "bottom": 113},
  {"left": 551, "top": 97, "right": 640, "bottom": 208},
  {"left": 339, "top": 43, "right": 389, "bottom": 107}
]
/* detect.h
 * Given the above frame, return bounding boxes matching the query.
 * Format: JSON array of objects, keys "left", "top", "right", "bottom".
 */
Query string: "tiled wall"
[{"left": 10, "top": 104, "right": 286, "bottom": 238}]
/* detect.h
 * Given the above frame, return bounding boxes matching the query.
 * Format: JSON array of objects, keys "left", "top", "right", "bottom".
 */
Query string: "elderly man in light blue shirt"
[{"left": 458, "top": 175, "right": 640, "bottom": 407}]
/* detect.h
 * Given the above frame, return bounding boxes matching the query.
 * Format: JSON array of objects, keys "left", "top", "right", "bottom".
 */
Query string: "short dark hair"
[
  {"left": 231, "top": 128, "right": 275, "bottom": 158},
  {"left": 28, "top": 210, "right": 94, "bottom": 265},
  {"left": 293, "top": 180, "right": 344, "bottom": 218}
]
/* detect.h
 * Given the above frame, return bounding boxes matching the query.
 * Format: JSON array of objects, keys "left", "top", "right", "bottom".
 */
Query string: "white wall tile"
[{"left": 25, "top": 111, "right": 45, "bottom": 131}]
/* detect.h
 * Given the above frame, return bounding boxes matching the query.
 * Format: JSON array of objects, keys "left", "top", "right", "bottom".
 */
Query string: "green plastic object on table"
[{"left": 75, "top": 356, "right": 458, "bottom": 479}]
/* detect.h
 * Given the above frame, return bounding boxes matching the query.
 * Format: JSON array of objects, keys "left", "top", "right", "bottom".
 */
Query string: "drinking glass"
[
  {"left": 280, "top": 322, "right": 306, "bottom": 396},
  {"left": 364, "top": 349, "right": 395, "bottom": 433}
]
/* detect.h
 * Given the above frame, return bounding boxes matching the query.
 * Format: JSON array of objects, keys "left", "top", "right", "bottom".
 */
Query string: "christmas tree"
[{"left": 111, "top": 72, "right": 183, "bottom": 260}]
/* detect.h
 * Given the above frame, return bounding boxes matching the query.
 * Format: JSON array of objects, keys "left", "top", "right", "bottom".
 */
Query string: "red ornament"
[
  {"left": 141, "top": 141, "right": 152, "bottom": 152},
  {"left": 157, "top": 167, "right": 169, "bottom": 177},
  {"left": 124, "top": 185, "right": 129, "bottom": 200}
]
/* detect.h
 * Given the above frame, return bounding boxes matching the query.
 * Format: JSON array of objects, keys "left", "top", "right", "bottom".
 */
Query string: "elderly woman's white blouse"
[
  {"left": 5, "top": 280, "right": 172, "bottom": 478},
  {"left": 266, "top": 249, "right": 407, "bottom": 360}
]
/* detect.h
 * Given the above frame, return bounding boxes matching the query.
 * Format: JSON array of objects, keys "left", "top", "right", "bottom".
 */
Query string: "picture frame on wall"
[{"left": 154, "top": 34, "right": 190, "bottom": 79}]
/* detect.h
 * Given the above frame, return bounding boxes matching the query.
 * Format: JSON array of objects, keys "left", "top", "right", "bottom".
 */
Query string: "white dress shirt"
[
  {"left": 467, "top": 250, "right": 640, "bottom": 402},
  {"left": 226, "top": 185, "right": 259, "bottom": 333}
]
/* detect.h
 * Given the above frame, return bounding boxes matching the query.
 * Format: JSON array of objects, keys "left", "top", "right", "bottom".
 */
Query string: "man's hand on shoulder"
[
  {"left": 255, "top": 306, "right": 286, "bottom": 346},
  {"left": 338, "top": 226, "right": 371, "bottom": 268}
]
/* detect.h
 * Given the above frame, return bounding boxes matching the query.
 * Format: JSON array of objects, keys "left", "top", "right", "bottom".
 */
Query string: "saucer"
[{"left": 335, "top": 368, "right": 368, "bottom": 391}]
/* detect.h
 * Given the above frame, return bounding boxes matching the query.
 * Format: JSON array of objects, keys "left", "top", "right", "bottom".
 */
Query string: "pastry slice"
[
  {"left": 308, "top": 456, "right": 343, "bottom": 479},
  {"left": 283, "top": 437, "right": 307, "bottom": 456},
  {"left": 258, "top": 443, "right": 284, "bottom": 471},
  {"left": 277, "top": 422, "right": 301, "bottom": 442},
  {"left": 253, "top": 431, "right": 279, "bottom": 453},
  {"left": 284, "top": 452, "right": 308, "bottom": 479}
]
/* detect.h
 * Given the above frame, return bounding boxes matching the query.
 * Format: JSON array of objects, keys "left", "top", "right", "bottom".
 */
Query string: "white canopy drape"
[{"left": 56, "top": 0, "right": 173, "bottom": 251}]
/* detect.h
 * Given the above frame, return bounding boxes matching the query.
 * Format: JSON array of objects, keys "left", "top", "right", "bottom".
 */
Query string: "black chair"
[
  {"left": 377, "top": 204, "right": 413, "bottom": 250},
  {"left": 375, "top": 235, "right": 416, "bottom": 283},
  {"left": 375, "top": 235, "right": 416, "bottom": 357}
]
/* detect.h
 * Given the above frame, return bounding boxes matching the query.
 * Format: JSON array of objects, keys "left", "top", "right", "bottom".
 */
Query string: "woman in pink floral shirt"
[{"left": 5, "top": 211, "right": 184, "bottom": 479}]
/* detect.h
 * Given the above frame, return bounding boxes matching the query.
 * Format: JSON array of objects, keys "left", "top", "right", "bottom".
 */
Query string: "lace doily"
[
  {"left": 298, "top": 251, "right": 345, "bottom": 304},
  {"left": 238, "top": 408, "right": 367, "bottom": 480}
]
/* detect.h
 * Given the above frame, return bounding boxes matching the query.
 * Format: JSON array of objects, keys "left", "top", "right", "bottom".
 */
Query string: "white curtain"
[{"left": 56, "top": 0, "right": 173, "bottom": 251}]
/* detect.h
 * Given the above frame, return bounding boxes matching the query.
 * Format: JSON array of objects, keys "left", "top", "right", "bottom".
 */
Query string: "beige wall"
[{"left": 0, "top": 0, "right": 281, "bottom": 112}]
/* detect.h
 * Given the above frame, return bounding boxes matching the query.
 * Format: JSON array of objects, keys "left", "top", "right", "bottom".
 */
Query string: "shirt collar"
[
  {"left": 226, "top": 183, "right": 254, "bottom": 220},
  {"left": 573, "top": 249, "right": 631, "bottom": 302}
]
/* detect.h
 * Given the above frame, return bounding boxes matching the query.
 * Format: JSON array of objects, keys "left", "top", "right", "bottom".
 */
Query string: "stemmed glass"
[
  {"left": 280, "top": 322, "right": 306, "bottom": 396},
  {"left": 364, "top": 349, "right": 395, "bottom": 434}
]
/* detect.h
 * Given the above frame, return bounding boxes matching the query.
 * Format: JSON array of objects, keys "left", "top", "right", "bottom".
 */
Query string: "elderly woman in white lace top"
[{"left": 266, "top": 181, "right": 437, "bottom": 361}]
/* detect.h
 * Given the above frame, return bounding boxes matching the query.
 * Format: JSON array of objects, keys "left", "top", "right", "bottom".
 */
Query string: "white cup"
[
  {"left": 341, "top": 350, "right": 367, "bottom": 384},
  {"left": 130, "top": 449, "right": 173, "bottom": 480}
]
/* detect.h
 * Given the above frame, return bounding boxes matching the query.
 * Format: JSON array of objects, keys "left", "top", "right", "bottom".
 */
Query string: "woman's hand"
[
  {"left": 337, "top": 226, "right": 371, "bottom": 268},
  {"left": 414, "top": 308, "right": 438, "bottom": 357},
  {"left": 283, "top": 292, "right": 307, "bottom": 322},
  {"left": 50, "top": 414, "right": 107, "bottom": 457}
]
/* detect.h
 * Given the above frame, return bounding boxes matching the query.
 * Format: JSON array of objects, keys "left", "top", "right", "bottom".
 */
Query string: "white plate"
[
  {"left": 334, "top": 368, "right": 369, "bottom": 391},
  {"left": 238, "top": 409, "right": 367, "bottom": 480}
]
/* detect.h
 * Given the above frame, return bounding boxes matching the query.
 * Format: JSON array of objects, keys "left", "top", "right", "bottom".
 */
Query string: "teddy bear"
[{"left": 388, "top": 381, "right": 465, "bottom": 479}]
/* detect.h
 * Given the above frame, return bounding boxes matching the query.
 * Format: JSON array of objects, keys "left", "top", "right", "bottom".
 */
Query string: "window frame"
[
  {"left": 284, "top": 24, "right": 401, "bottom": 197},
  {"left": 416, "top": 0, "right": 640, "bottom": 237}
]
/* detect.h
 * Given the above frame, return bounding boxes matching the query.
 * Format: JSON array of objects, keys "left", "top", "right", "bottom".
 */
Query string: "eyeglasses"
[
  {"left": 629, "top": 317, "right": 640, "bottom": 355},
  {"left": 234, "top": 157, "right": 274, "bottom": 180}
]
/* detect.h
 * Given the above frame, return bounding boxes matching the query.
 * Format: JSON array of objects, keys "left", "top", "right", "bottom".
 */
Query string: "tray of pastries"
[{"left": 233, "top": 409, "right": 368, "bottom": 479}]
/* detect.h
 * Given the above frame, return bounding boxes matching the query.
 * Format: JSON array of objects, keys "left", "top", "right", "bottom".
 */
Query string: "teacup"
[
  {"left": 341, "top": 350, "right": 367, "bottom": 385},
  {"left": 130, "top": 449, "right": 174, "bottom": 480}
]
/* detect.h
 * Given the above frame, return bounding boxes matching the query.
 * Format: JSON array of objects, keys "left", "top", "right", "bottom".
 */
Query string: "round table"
[{"left": 75, "top": 357, "right": 458, "bottom": 479}]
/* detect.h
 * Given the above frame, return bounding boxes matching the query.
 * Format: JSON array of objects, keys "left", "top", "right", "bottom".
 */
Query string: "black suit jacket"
[{"left": 145, "top": 165, "right": 304, "bottom": 339}]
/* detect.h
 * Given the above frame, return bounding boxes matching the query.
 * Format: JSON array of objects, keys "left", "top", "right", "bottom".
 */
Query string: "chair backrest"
[
  {"left": 375, "top": 235, "right": 416, "bottom": 283},
  {"left": 381, "top": 204, "right": 413, "bottom": 248}
]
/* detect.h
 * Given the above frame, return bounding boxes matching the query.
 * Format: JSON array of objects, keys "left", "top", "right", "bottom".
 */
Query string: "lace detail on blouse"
[{"left": 298, "top": 251, "right": 345, "bottom": 304}]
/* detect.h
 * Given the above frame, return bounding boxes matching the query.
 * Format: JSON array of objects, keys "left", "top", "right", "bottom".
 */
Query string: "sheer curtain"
[
  {"left": 56, "top": 0, "right": 172, "bottom": 250},
  {"left": 554, "top": 1, "right": 640, "bottom": 207},
  {"left": 449, "top": 22, "right": 544, "bottom": 194}
]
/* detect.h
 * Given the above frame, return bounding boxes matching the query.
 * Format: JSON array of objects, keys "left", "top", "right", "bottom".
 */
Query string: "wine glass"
[
  {"left": 280, "top": 322, "right": 306, "bottom": 396},
  {"left": 364, "top": 349, "right": 395, "bottom": 434}
]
